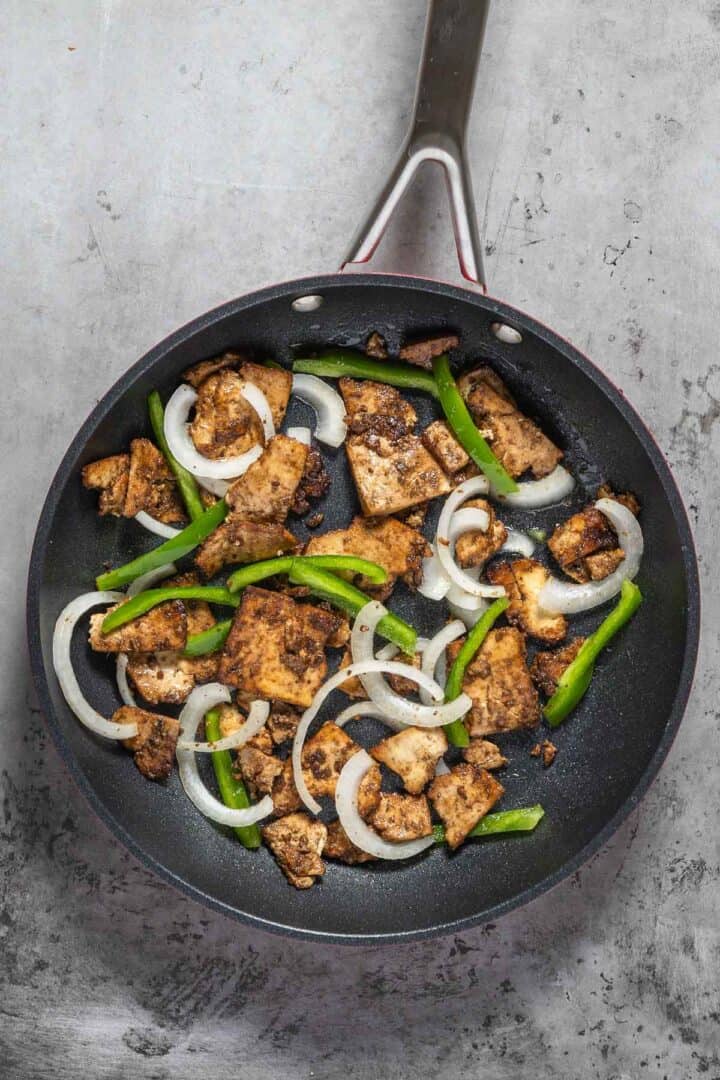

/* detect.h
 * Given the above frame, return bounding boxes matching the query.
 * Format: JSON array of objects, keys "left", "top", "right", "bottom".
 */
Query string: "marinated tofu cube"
[
  {"left": 530, "top": 739, "right": 558, "bottom": 767},
  {"left": 428, "top": 763, "right": 504, "bottom": 849},
  {"left": 421, "top": 420, "right": 471, "bottom": 475},
  {"left": 339, "top": 377, "right": 417, "bottom": 431},
  {"left": 370, "top": 727, "right": 448, "bottom": 794},
  {"left": 304, "top": 515, "right": 430, "bottom": 597},
  {"left": 369, "top": 793, "right": 433, "bottom": 842},
  {"left": 399, "top": 333, "right": 460, "bottom": 370},
  {"left": 365, "top": 331, "right": 388, "bottom": 359},
  {"left": 291, "top": 446, "right": 331, "bottom": 516},
  {"left": 124, "top": 438, "right": 186, "bottom": 523},
  {"left": 446, "top": 627, "right": 541, "bottom": 736},
  {"left": 270, "top": 758, "right": 303, "bottom": 817},
  {"left": 189, "top": 369, "right": 264, "bottom": 459},
  {"left": 357, "top": 763, "right": 382, "bottom": 820},
  {"left": 237, "top": 744, "right": 283, "bottom": 800},
  {"left": 453, "top": 497, "right": 507, "bottom": 569},
  {"left": 81, "top": 453, "right": 129, "bottom": 516},
  {"left": 302, "top": 722, "right": 359, "bottom": 798},
  {"left": 261, "top": 812, "right": 327, "bottom": 889},
  {"left": 324, "top": 820, "right": 376, "bottom": 864},
  {"left": 267, "top": 702, "right": 302, "bottom": 745},
  {"left": 182, "top": 350, "right": 247, "bottom": 388},
  {"left": 236, "top": 360, "right": 293, "bottom": 429},
  {"left": 529, "top": 637, "right": 586, "bottom": 697},
  {"left": 194, "top": 515, "right": 297, "bottom": 578},
  {"left": 346, "top": 428, "right": 450, "bottom": 516},
  {"left": 486, "top": 558, "right": 567, "bottom": 643},
  {"left": 225, "top": 435, "right": 309, "bottom": 522},
  {"left": 89, "top": 600, "right": 187, "bottom": 654},
  {"left": 119, "top": 706, "right": 180, "bottom": 781},
  {"left": 548, "top": 506, "right": 622, "bottom": 583},
  {"left": 462, "top": 739, "right": 508, "bottom": 770}
]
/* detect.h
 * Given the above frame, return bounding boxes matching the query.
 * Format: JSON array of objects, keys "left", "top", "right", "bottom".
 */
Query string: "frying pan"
[{"left": 27, "top": 0, "right": 699, "bottom": 943}]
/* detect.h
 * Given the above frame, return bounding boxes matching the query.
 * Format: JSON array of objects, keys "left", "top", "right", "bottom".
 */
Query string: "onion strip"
[
  {"left": 492, "top": 464, "right": 575, "bottom": 509},
  {"left": 419, "top": 620, "right": 466, "bottom": 706},
  {"left": 286, "top": 425, "right": 311, "bottom": 446},
  {"left": 134, "top": 511, "right": 181, "bottom": 540},
  {"left": 115, "top": 654, "right": 136, "bottom": 708},
  {"left": 501, "top": 529, "right": 536, "bottom": 558},
  {"left": 436, "top": 477, "right": 505, "bottom": 599},
  {"left": 176, "top": 685, "right": 270, "bottom": 752},
  {"left": 163, "top": 383, "right": 267, "bottom": 480},
  {"left": 292, "top": 373, "right": 347, "bottom": 447}
]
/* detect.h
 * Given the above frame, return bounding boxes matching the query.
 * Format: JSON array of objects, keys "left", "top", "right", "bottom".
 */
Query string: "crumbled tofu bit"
[
  {"left": 119, "top": 707, "right": 181, "bottom": 781},
  {"left": 339, "top": 377, "right": 417, "bottom": 432},
  {"left": 188, "top": 369, "right": 264, "bottom": 459},
  {"left": 324, "top": 820, "right": 376, "bottom": 864},
  {"left": 305, "top": 515, "right": 430, "bottom": 597},
  {"left": 270, "top": 758, "right": 303, "bottom": 817},
  {"left": 462, "top": 739, "right": 508, "bottom": 770},
  {"left": 530, "top": 638, "right": 586, "bottom": 697},
  {"left": 291, "top": 446, "right": 331, "bottom": 516},
  {"left": 357, "top": 763, "right": 382, "bottom": 820},
  {"left": 547, "top": 506, "right": 622, "bottom": 583},
  {"left": 365, "top": 331, "right": 389, "bottom": 360},
  {"left": 225, "top": 434, "right": 309, "bottom": 522},
  {"left": 267, "top": 702, "right": 301, "bottom": 745},
  {"left": 217, "top": 587, "right": 339, "bottom": 707},
  {"left": 81, "top": 453, "right": 129, "bottom": 516},
  {"left": 395, "top": 502, "right": 429, "bottom": 530},
  {"left": 454, "top": 497, "right": 508, "bottom": 569},
  {"left": 320, "top": 609, "right": 350, "bottom": 649},
  {"left": 337, "top": 646, "right": 421, "bottom": 699},
  {"left": 234, "top": 360, "right": 292, "bottom": 428},
  {"left": 460, "top": 367, "right": 562, "bottom": 480},
  {"left": 89, "top": 601, "right": 187, "bottom": 654},
  {"left": 486, "top": 558, "right": 567, "bottom": 643},
  {"left": 123, "top": 438, "right": 186, "bottom": 523},
  {"left": 302, "top": 722, "right": 359, "bottom": 798},
  {"left": 457, "top": 365, "right": 515, "bottom": 404},
  {"left": 446, "top": 627, "right": 541, "bottom": 736},
  {"left": 237, "top": 744, "right": 283, "bottom": 799},
  {"left": 596, "top": 484, "right": 641, "bottom": 516},
  {"left": 421, "top": 419, "right": 471, "bottom": 475},
  {"left": 530, "top": 739, "right": 557, "bottom": 767},
  {"left": 194, "top": 515, "right": 297, "bottom": 577},
  {"left": 182, "top": 350, "right": 247, "bottom": 389},
  {"left": 584, "top": 548, "right": 625, "bottom": 580},
  {"left": 399, "top": 333, "right": 460, "bottom": 370},
  {"left": 305, "top": 512, "right": 325, "bottom": 529},
  {"left": 369, "top": 793, "right": 433, "bottom": 842},
  {"left": 261, "top": 812, "right": 327, "bottom": 889},
  {"left": 428, "top": 764, "right": 505, "bottom": 849},
  {"left": 370, "top": 727, "right": 448, "bottom": 794},
  {"left": 345, "top": 427, "right": 451, "bottom": 517}
]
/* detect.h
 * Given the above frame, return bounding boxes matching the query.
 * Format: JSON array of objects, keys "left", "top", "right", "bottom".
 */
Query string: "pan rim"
[{"left": 26, "top": 272, "right": 701, "bottom": 945}]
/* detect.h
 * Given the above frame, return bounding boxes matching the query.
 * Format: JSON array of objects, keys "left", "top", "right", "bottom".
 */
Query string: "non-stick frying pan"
[{"left": 27, "top": 0, "right": 699, "bottom": 943}]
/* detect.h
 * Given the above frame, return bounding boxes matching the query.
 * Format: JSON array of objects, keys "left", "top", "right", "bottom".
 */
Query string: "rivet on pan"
[
  {"left": 491, "top": 322, "right": 523, "bottom": 345},
  {"left": 292, "top": 294, "right": 324, "bottom": 313}
]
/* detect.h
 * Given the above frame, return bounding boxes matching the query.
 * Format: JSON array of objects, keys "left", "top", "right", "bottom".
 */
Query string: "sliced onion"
[
  {"left": 196, "top": 475, "right": 230, "bottom": 498},
  {"left": 240, "top": 382, "right": 275, "bottom": 442},
  {"left": 501, "top": 528, "right": 536, "bottom": 558},
  {"left": 115, "top": 654, "right": 136, "bottom": 708},
  {"left": 447, "top": 592, "right": 490, "bottom": 628},
  {"left": 127, "top": 562, "right": 178, "bottom": 598},
  {"left": 436, "top": 477, "right": 505, "bottom": 599},
  {"left": 539, "top": 499, "right": 643, "bottom": 614},
  {"left": 419, "top": 620, "right": 466, "bottom": 705},
  {"left": 335, "top": 700, "right": 406, "bottom": 733},
  {"left": 417, "top": 543, "right": 451, "bottom": 601},
  {"left": 134, "top": 510, "right": 181, "bottom": 540},
  {"left": 163, "top": 383, "right": 265, "bottom": 480},
  {"left": 336, "top": 750, "right": 435, "bottom": 861},
  {"left": 53, "top": 591, "right": 138, "bottom": 739},
  {"left": 493, "top": 464, "right": 575, "bottom": 509},
  {"left": 286, "top": 425, "right": 312, "bottom": 446},
  {"left": 292, "top": 373, "right": 347, "bottom": 447},
  {"left": 177, "top": 686, "right": 270, "bottom": 752}
]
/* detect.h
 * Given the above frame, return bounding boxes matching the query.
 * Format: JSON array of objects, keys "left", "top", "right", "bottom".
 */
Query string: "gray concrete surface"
[{"left": 2, "top": 1, "right": 719, "bottom": 1076}]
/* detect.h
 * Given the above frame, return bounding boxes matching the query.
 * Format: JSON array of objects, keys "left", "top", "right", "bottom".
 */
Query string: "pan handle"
[{"left": 342, "top": 0, "right": 490, "bottom": 291}]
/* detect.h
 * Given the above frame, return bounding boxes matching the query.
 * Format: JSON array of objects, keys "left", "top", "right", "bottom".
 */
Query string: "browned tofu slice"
[
  {"left": 261, "top": 812, "right": 327, "bottom": 889},
  {"left": 81, "top": 453, "right": 129, "bottom": 516},
  {"left": 428, "top": 763, "right": 504, "bottom": 849},
  {"left": 358, "top": 763, "right": 383, "bottom": 820},
  {"left": 324, "top": 820, "right": 376, "bottom": 864},
  {"left": 270, "top": 758, "right": 303, "bottom": 817},
  {"left": 217, "top": 587, "right": 339, "bottom": 707},
  {"left": 119, "top": 706, "right": 180, "bottom": 781},
  {"left": 369, "top": 793, "right": 433, "bottom": 842},
  {"left": 225, "top": 435, "right": 309, "bottom": 522},
  {"left": 486, "top": 558, "right": 567, "bottom": 643},
  {"left": 346, "top": 427, "right": 450, "bottom": 516},
  {"left": 123, "top": 438, "right": 186, "bottom": 523},
  {"left": 339, "top": 377, "right": 417, "bottom": 431},
  {"left": 421, "top": 420, "right": 471, "bottom": 475},
  {"left": 462, "top": 739, "right": 508, "bottom": 770},
  {"left": 304, "top": 515, "right": 430, "bottom": 597},
  {"left": 399, "top": 333, "right": 460, "bottom": 370},
  {"left": 396, "top": 502, "right": 429, "bottom": 530},
  {"left": 547, "top": 507, "right": 622, "bottom": 583},
  {"left": 530, "top": 637, "right": 586, "bottom": 697},
  {"left": 182, "top": 350, "right": 247, "bottom": 388},
  {"left": 89, "top": 601, "right": 187, "bottom": 654},
  {"left": 365, "top": 331, "right": 388, "bottom": 359},
  {"left": 530, "top": 739, "right": 558, "bottom": 767},
  {"left": 236, "top": 360, "right": 292, "bottom": 429},
  {"left": 370, "top": 727, "right": 448, "bottom": 794},
  {"left": 194, "top": 514, "right": 297, "bottom": 578},
  {"left": 291, "top": 446, "right": 331, "bottom": 515},
  {"left": 460, "top": 367, "right": 562, "bottom": 480},
  {"left": 302, "top": 722, "right": 359, "bottom": 798},
  {"left": 237, "top": 744, "right": 284, "bottom": 800},
  {"left": 189, "top": 369, "right": 264, "bottom": 459},
  {"left": 267, "top": 702, "right": 301, "bottom": 745},
  {"left": 446, "top": 628, "right": 540, "bottom": 736},
  {"left": 454, "top": 498, "right": 507, "bottom": 569}
]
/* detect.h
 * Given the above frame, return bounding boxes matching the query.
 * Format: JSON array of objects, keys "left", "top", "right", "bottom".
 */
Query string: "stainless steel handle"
[{"left": 343, "top": 0, "right": 490, "bottom": 290}]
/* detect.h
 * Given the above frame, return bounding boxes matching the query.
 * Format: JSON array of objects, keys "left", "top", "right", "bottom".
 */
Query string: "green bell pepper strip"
[
  {"left": 147, "top": 390, "right": 205, "bottom": 522},
  {"left": 287, "top": 560, "right": 417, "bottom": 654},
  {"left": 432, "top": 355, "right": 518, "bottom": 496},
  {"left": 227, "top": 553, "right": 388, "bottom": 593},
  {"left": 184, "top": 618, "right": 233, "bottom": 657},
  {"left": 433, "top": 804, "right": 544, "bottom": 844},
  {"left": 204, "top": 708, "right": 261, "bottom": 849},
  {"left": 96, "top": 498, "right": 228, "bottom": 591},
  {"left": 544, "top": 579, "right": 643, "bottom": 727},
  {"left": 443, "top": 596, "right": 511, "bottom": 748},
  {"left": 101, "top": 586, "right": 240, "bottom": 634},
  {"left": 293, "top": 352, "right": 440, "bottom": 399}
]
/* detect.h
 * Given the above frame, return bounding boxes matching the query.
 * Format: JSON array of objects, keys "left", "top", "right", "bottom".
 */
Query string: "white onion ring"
[
  {"left": 447, "top": 592, "right": 490, "bottom": 628},
  {"left": 239, "top": 382, "right": 275, "bottom": 442},
  {"left": 419, "top": 620, "right": 466, "bottom": 706},
  {"left": 418, "top": 505, "right": 499, "bottom": 601},
  {"left": 53, "top": 591, "right": 138, "bottom": 739},
  {"left": 177, "top": 685, "right": 270, "bottom": 752},
  {"left": 436, "top": 477, "right": 505, "bottom": 599},
  {"left": 196, "top": 475, "right": 230, "bottom": 498},
  {"left": 127, "top": 562, "right": 178, "bottom": 598},
  {"left": 286, "top": 425, "right": 312, "bottom": 446},
  {"left": 501, "top": 529, "right": 536, "bottom": 558},
  {"left": 539, "top": 498, "right": 643, "bottom": 614},
  {"left": 115, "top": 654, "right": 137, "bottom": 708},
  {"left": 134, "top": 511, "right": 181, "bottom": 540},
  {"left": 163, "top": 383, "right": 265, "bottom": 479},
  {"left": 493, "top": 464, "right": 575, "bottom": 509},
  {"left": 417, "top": 543, "right": 451, "bottom": 601},
  {"left": 334, "top": 700, "right": 398, "bottom": 729},
  {"left": 336, "top": 750, "right": 435, "bottom": 861},
  {"left": 292, "top": 373, "right": 347, "bottom": 447}
]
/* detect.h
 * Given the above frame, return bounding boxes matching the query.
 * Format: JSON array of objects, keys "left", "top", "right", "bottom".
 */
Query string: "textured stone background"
[{"left": 2, "top": 1, "right": 719, "bottom": 1076}]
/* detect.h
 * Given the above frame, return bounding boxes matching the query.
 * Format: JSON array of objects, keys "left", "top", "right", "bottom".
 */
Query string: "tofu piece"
[
  {"left": 547, "top": 507, "right": 621, "bottom": 583},
  {"left": 339, "top": 377, "right": 417, "bottom": 431},
  {"left": 194, "top": 515, "right": 297, "bottom": 578},
  {"left": 188, "top": 369, "right": 264, "bottom": 459},
  {"left": 182, "top": 350, "right": 247, "bottom": 388},
  {"left": 462, "top": 739, "right": 508, "bottom": 770},
  {"left": 270, "top": 758, "right": 303, "bottom": 817},
  {"left": 225, "top": 435, "right": 309, "bottom": 522},
  {"left": 365, "top": 331, "right": 388, "bottom": 359},
  {"left": 215, "top": 702, "right": 271, "bottom": 746},
  {"left": 217, "top": 587, "right": 339, "bottom": 707},
  {"left": 446, "top": 628, "right": 541, "bottom": 736},
  {"left": 324, "top": 820, "right": 376, "bottom": 864},
  {"left": 395, "top": 502, "right": 429, "bottom": 530},
  {"left": 261, "top": 812, "right": 327, "bottom": 889},
  {"left": 596, "top": 484, "right": 641, "bottom": 516},
  {"left": 267, "top": 702, "right": 301, "bottom": 745},
  {"left": 428, "top": 764, "right": 504, "bottom": 849},
  {"left": 421, "top": 420, "right": 470, "bottom": 475},
  {"left": 454, "top": 498, "right": 507, "bottom": 569},
  {"left": 461, "top": 367, "right": 562, "bottom": 480},
  {"left": 530, "top": 739, "right": 558, "bottom": 767},
  {"left": 89, "top": 601, "right": 187, "bottom": 654},
  {"left": 584, "top": 548, "right": 625, "bottom": 581},
  {"left": 81, "top": 453, "right": 129, "bottom": 516},
  {"left": 399, "top": 333, "right": 460, "bottom": 371},
  {"left": 370, "top": 727, "right": 448, "bottom": 794},
  {"left": 486, "top": 558, "right": 567, "bottom": 643},
  {"left": 123, "top": 438, "right": 186, "bottom": 523},
  {"left": 358, "top": 763, "right": 382, "bottom": 820},
  {"left": 237, "top": 744, "right": 283, "bottom": 800},
  {"left": 369, "top": 793, "right": 432, "bottom": 842},
  {"left": 119, "top": 706, "right": 180, "bottom": 781},
  {"left": 291, "top": 446, "right": 331, "bottom": 515},
  {"left": 346, "top": 427, "right": 450, "bottom": 516},
  {"left": 301, "top": 722, "right": 359, "bottom": 798},
  {"left": 529, "top": 637, "right": 586, "bottom": 697},
  {"left": 304, "top": 515, "right": 430, "bottom": 597},
  {"left": 236, "top": 360, "right": 293, "bottom": 429}
]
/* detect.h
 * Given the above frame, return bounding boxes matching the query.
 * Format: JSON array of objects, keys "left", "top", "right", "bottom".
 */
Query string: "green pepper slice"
[
  {"left": 101, "top": 586, "right": 240, "bottom": 634},
  {"left": 204, "top": 708, "right": 261, "bottom": 849},
  {"left": 433, "top": 804, "right": 544, "bottom": 843}
]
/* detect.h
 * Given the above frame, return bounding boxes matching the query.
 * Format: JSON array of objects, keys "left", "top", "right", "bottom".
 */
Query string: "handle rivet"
[
  {"left": 491, "top": 322, "right": 523, "bottom": 345},
  {"left": 292, "top": 294, "right": 324, "bottom": 313}
]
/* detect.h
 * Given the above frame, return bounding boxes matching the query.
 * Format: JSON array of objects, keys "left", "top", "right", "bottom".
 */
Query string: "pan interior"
[{"left": 29, "top": 275, "right": 697, "bottom": 941}]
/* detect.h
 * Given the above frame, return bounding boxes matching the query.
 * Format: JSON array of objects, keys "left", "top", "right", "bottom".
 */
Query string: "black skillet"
[{"left": 27, "top": 0, "right": 700, "bottom": 943}]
